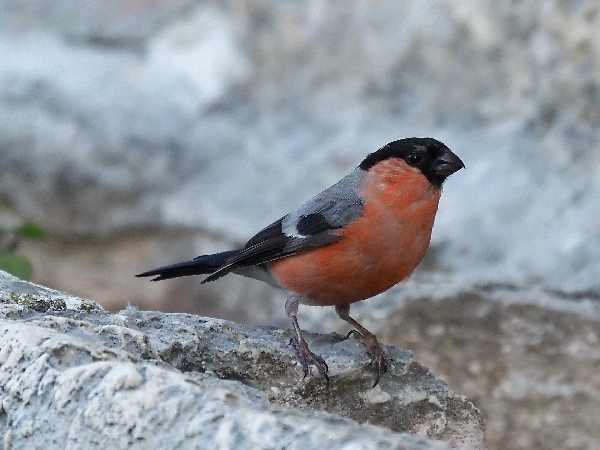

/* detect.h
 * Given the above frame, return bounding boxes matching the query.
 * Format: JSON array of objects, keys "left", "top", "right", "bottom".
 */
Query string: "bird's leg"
[
  {"left": 285, "top": 297, "right": 329, "bottom": 384},
  {"left": 335, "top": 304, "right": 387, "bottom": 387}
]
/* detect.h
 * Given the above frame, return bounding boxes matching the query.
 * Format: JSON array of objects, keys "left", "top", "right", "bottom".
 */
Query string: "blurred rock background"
[{"left": 1, "top": 1, "right": 600, "bottom": 449}]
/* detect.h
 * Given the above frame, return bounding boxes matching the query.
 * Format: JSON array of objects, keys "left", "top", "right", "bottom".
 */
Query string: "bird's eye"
[{"left": 406, "top": 152, "right": 423, "bottom": 166}]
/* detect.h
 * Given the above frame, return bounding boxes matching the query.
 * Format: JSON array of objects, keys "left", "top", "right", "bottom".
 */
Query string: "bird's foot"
[
  {"left": 346, "top": 330, "right": 388, "bottom": 387},
  {"left": 290, "top": 337, "right": 329, "bottom": 385}
]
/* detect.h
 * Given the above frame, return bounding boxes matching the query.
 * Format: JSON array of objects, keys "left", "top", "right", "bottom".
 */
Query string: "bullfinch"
[{"left": 137, "top": 137, "right": 464, "bottom": 386}]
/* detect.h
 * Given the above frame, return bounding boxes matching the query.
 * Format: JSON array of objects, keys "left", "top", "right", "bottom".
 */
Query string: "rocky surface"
[{"left": 0, "top": 271, "right": 486, "bottom": 450}]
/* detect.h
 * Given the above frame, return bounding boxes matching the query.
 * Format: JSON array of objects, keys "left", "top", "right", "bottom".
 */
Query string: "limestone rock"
[{"left": 0, "top": 271, "right": 486, "bottom": 450}]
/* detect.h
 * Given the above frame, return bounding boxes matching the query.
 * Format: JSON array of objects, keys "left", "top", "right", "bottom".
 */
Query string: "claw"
[
  {"left": 335, "top": 305, "right": 389, "bottom": 387},
  {"left": 290, "top": 336, "right": 329, "bottom": 385},
  {"left": 347, "top": 329, "right": 388, "bottom": 387},
  {"left": 345, "top": 330, "right": 358, "bottom": 340},
  {"left": 364, "top": 335, "right": 388, "bottom": 388},
  {"left": 286, "top": 298, "right": 330, "bottom": 385}
]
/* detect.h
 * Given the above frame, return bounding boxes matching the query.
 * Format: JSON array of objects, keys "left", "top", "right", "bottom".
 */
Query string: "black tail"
[{"left": 135, "top": 250, "right": 240, "bottom": 281}]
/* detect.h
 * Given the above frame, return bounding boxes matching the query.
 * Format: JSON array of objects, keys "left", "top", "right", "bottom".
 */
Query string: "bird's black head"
[{"left": 359, "top": 137, "right": 465, "bottom": 187}]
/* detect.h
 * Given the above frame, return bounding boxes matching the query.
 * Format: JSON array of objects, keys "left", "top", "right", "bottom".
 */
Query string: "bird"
[{"left": 136, "top": 137, "right": 464, "bottom": 386}]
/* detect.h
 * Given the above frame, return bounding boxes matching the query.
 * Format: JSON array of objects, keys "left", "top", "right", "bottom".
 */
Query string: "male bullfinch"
[{"left": 137, "top": 137, "right": 464, "bottom": 386}]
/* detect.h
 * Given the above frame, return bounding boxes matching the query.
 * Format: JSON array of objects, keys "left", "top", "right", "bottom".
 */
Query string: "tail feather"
[{"left": 136, "top": 250, "right": 240, "bottom": 281}]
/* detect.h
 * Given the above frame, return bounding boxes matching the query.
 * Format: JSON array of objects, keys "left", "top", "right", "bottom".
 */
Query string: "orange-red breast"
[{"left": 137, "top": 137, "right": 464, "bottom": 385}]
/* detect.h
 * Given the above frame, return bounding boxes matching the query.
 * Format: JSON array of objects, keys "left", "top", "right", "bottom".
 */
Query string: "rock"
[
  {"left": 0, "top": 0, "right": 197, "bottom": 44},
  {"left": 0, "top": 271, "right": 487, "bottom": 450}
]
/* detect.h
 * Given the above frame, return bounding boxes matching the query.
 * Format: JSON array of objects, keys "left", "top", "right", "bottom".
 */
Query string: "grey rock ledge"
[{"left": 0, "top": 271, "right": 486, "bottom": 450}]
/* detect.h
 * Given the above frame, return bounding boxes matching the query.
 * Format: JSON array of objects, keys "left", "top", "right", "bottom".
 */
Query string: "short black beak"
[{"left": 433, "top": 149, "right": 465, "bottom": 178}]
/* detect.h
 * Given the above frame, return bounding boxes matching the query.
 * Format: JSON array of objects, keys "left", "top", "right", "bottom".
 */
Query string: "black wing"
[{"left": 201, "top": 216, "right": 342, "bottom": 283}]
